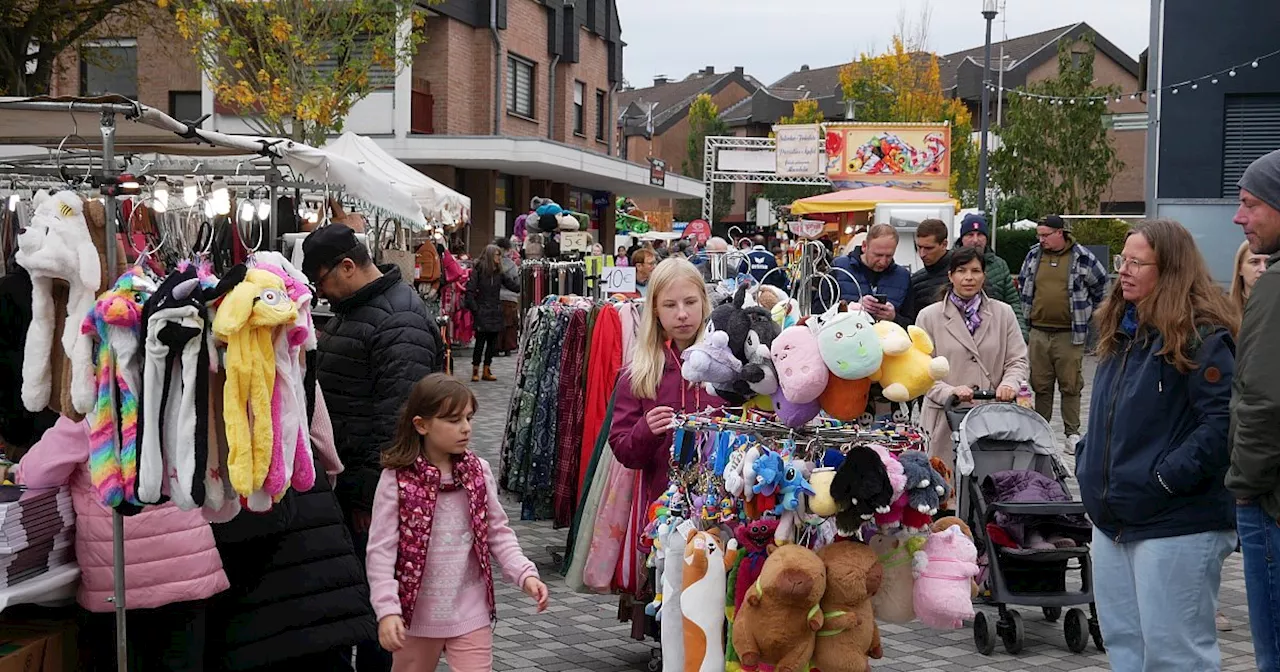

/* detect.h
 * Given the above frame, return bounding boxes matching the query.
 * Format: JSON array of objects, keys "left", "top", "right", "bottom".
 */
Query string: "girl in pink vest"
[{"left": 365, "top": 373, "right": 548, "bottom": 671}]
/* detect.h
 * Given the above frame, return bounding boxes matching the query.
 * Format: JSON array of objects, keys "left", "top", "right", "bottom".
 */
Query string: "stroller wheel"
[
  {"left": 1042, "top": 606, "right": 1062, "bottom": 622},
  {"left": 974, "top": 611, "right": 997, "bottom": 655},
  {"left": 1000, "top": 609, "right": 1025, "bottom": 654},
  {"left": 1065, "top": 608, "right": 1090, "bottom": 653},
  {"left": 647, "top": 648, "right": 662, "bottom": 672}
]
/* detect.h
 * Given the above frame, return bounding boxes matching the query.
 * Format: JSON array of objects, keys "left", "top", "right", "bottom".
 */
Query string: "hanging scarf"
[
  {"left": 949, "top": 292, "right": 983, "bottom": 335},
  {"left": 1121, "top": 303, "right": 1139, "bottom": 337},
  {"left": 395, "top": 451, "right": 495, "bottom": 629}
]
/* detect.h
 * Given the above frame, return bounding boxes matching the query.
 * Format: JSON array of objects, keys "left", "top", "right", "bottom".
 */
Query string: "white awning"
[{"left": 324, "top": 131, "right": 471, "bottom": 227}]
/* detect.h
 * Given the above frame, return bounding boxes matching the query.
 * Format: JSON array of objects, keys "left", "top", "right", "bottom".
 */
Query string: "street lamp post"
[{"left": 977, "top": 0, "right": 998, "bottom": 213}]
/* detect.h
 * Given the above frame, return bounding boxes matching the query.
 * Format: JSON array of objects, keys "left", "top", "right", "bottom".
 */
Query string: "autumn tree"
[
  {"left": 760, "top": 98, "right": 829, "bottom": 211},
  {"left": 674, "top": 93, "right": 734, "bottom": 222},
  {"left": 0, "top": 0, "right": 152, "bottom": 95},
  {"left": 163, "top": 0, "right": 426, "bottom": 145},
  {"left": 838, "top": 34, "right": 979, "bottom": 204},
  {"left": 990, "top": 37, "right": 1123, "bottom": 215}
]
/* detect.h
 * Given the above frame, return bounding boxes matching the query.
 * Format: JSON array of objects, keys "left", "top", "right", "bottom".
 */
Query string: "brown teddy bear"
[
  {"left": 811, "top": 541, "right": 884, "bottom": 672},
  {"left": 932, "top": 516, "right": 979, "bottom": 598},
  {"left": 731, "top": 543, "right": 827, "bottom": 672}
]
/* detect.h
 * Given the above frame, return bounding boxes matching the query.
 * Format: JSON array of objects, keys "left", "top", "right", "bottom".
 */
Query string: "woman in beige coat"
[{"left": 915, "top": 246, "right": 1030, "bottom": 469}]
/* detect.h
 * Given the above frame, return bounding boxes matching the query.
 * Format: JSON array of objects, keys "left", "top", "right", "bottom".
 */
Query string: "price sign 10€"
[{"left": 601, "top": 266, "right": 637, "bottom": 294}]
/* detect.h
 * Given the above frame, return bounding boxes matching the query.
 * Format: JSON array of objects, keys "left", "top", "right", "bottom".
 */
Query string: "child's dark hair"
[{"left": 381, "top": 374, "right": 477, "bottom": 469}]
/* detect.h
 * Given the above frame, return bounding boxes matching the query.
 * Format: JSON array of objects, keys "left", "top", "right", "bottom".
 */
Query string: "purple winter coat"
[
  {"left": 981, "top": 469, "right": 1091, "bottom": 547},
  {"left": 609, "top": 343, "right": 725, "bottom": 512}
]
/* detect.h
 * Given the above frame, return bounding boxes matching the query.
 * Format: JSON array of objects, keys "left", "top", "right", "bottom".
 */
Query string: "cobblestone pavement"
[{"left": 456, "top": 352, "right": 1256, "bottom": 672}]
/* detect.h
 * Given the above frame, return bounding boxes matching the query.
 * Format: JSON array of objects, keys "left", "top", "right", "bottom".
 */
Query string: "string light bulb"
[
  {"left": 1212, "top": 78, "right": 1219, "bottom": 84},
  {"left": 238, "top": 199, "right": 255, "bottom": 223},
  {"left": 1253, "top": 60, "right": 1260, "bottom": 68},
  {"left": 153, "top": 178, "right": 169, "bottom": 212},
  {"left": 1230, "top": 69, "right": 1237, "bottom": 77},
  {"left": 257, "top": 198, "right": 271, "bottom": 221},
  {"left": 210, "top": 177, "right": 231, "bottom": 216},
  {"left": 203, "top": 199, "right": 216, "bottom": 219},
  {"left": 7, "top": 194, "right": 18, "bottom": 212},
  {"left": 183, "top": 175, "right": 198, "bottom": 206},
  {"left": 1191, "top": 83, "right": 1198, "bottom": 90}
]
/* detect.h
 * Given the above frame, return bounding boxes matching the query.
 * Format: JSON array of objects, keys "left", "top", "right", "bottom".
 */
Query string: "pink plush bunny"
[
  {"left": 911, "top": 526, "right": 979, "bottom": 629},
  {"left": 868, "top": 444, "right": 907, "bottom": 526}
]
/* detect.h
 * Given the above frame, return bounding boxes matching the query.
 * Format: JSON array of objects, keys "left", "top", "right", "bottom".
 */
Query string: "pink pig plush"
[
  {"left": 769, "top": 325, "right": 829, "bottom": 404},
  {"left": 911, "top": 526, "right": 979, "bottom": 629}
]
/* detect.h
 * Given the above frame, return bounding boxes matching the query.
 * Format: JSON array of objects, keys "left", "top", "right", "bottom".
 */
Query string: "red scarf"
[{"left": 394, "top": 451, "right": 495, "bottom": 628}]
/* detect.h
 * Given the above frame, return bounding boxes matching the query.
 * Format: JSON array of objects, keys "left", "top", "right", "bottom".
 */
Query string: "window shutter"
[{"left": 1223, "top": 95, "right": 1280, "bottom": 197}]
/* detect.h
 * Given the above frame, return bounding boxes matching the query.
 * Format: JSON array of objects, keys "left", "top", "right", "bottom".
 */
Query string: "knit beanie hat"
[
  {"left": 958, "top": 213, "right": 989, "bottom": 242},
  {"left": 1239, "top": 148, "right": 1280, "bottom": 213}
]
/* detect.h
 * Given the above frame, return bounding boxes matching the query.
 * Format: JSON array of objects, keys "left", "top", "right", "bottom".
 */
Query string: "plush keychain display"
[{"left": 16, "top": 190, "right": 102, "bottom": 414}]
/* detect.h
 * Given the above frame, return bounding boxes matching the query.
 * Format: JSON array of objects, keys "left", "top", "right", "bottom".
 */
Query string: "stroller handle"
[{"left": 945, "top": 389, "right": 997, "bottom": 412}]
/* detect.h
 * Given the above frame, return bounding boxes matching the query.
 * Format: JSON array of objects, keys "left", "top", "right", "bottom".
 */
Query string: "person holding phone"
[
  {"left": 831, "top": 224, "right": 914, "bottom": 326},
  {"left": 915, "top": 247, "right": 1030, "bottom": 469}
]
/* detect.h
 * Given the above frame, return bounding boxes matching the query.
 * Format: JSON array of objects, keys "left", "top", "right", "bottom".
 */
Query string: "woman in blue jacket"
[{"left": 1076, "top": 219, "right": 1241, "bottom": 671}]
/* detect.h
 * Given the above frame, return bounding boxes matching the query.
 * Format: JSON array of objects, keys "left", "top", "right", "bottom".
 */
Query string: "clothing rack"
[{"left": 518, "top": 259, "right": 588, "bottom": 319}]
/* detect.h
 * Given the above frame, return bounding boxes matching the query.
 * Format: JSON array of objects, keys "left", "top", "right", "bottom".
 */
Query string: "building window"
[
  {"left": 507, "top": 55, "right": 536, "bottom": 119},
  {"left": 80, "top": 38, "right": 137, "bottom": 99},
  {"left": 595, "top": 89, "right": 607, "bottom": 140},
  {"left": 317, "top": 37, "right": 394, "bottom": 88},
  {"left": 1071, "top": 52, "right": 1083, "bottom": 69},
  {"left": 169, "top": 91, "right": 202, "bottom": 122},
  {"left": 1223, "top": 94, "right": 1280, "bottom": 197},
  {"left": 495, "top": 174, "right": 513, "bottom": 210},
  {"left": 573, "top": 81, "right": 586, "bottom": 135}
]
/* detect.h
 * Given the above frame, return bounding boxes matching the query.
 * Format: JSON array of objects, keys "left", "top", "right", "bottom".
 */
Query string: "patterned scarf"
[
  {"left": 395, "top": 450, "right": 495, "bottom": 629},
  {"left": 949, "top": 292, "right": 983, "bottom": 335}
]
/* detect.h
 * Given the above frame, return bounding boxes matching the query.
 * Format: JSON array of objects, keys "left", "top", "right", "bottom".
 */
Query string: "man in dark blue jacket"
[
  {"left": 832, "top": 224, "right": 913, "bottom": 326},
  {"left": 746, "top": 235, "right": 787, "bottom": 290}
]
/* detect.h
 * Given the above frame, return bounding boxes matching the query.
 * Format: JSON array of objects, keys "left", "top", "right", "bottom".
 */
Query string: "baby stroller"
[{"left": 947, "top": 392, "right": 1104, "bottom": 656}]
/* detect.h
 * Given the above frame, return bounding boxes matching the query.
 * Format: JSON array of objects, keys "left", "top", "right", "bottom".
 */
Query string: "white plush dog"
[{"left": 15, "top": 190, "right": 102, "bottom": 413}]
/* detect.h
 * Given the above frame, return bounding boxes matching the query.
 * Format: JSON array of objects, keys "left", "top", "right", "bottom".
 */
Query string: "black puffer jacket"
[
  {"left": 207, "top": 458, "right": 376, "bottom": 670},
  {"left": 466, "top": 266, "right": 519, "bottom": 332},
  {"left": 909, "top": 251, "right": 951, "bottom": 319},
  {"left": 316, "top": 266, "right": 443, "bottom": 511}
]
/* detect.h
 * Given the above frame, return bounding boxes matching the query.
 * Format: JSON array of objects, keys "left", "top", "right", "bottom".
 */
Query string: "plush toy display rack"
[{"left": 0, "top": 97, "right": 413, "bottom": 672}]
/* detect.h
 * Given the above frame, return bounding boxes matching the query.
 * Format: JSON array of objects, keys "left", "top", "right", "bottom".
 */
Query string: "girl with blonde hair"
[
  {"left": 1230, "top": 239, "right": 1268, "bottom": 310},
  {"left": 609, "top": 257, "right": 723, "bottom": 518}
]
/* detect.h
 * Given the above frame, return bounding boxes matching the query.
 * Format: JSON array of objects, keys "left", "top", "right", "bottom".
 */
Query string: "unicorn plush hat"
[{"left": 16, "top": 190, "right": 103, "bottom": 414}]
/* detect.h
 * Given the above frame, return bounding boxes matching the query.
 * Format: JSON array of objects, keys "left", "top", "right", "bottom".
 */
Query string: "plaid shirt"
[{"left": 1018, "top": 242, "right": 1109, "bottom": 345}]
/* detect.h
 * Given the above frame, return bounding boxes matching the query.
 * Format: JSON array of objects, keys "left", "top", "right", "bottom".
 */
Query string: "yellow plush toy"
[
  {"left": 868, "top": 322, "right": 949, "bottom": 403},
  {"left": 212, "top": 268, "right": 298, "bottom": 497}
]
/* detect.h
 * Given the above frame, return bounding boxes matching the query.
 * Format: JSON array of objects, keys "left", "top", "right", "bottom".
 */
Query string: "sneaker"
[
  {"left": 1217, "top": 611, "right": 1232, "bottom": 631},
  {"left": 1065, "top": 434, "right": 1081, "bottom": 455}
]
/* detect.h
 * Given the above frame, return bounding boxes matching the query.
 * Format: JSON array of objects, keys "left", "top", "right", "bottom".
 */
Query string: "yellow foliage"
[{"left": 779, "top": 98, "right": 823, "bottom": 125}]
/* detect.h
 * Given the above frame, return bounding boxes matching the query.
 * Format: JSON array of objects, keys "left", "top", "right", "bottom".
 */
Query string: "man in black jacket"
[
  {"left": 909, "top": 218, "right": 951, "bottom": 317},
  {"left": 303, "top": 224, "right": 442, "bottom": 672}
]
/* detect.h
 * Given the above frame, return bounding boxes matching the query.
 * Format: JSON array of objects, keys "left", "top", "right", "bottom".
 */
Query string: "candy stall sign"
[
  {"left": 824, "top": 122, "right": 951, "bottom": 191},
  {"left": 773, "top": 124, "right": 823, "bottom": 177}
]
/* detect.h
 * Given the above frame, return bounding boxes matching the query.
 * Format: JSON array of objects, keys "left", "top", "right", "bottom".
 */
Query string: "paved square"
[{"left": 459, "top": 352, "right": 1254, "bottom": 671}]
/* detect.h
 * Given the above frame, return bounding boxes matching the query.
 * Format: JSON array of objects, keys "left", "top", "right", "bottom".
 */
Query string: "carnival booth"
[{"left": 0, "top": 95, "right": 424, "bottom": 671}]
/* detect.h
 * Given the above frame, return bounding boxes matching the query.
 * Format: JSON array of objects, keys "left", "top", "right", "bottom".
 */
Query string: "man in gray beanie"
[{"left": 1227, "top": 147, "right": 1280, "bottom": 669}]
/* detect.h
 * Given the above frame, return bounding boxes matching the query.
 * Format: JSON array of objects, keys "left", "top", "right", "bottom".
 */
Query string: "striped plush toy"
[{"left": 81, "top": 267, "right": 156, "bottom": 509}]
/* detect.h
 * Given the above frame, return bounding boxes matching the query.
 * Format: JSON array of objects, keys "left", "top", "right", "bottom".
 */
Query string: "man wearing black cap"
[
  {"left": 1227, "top": 148, "right": 1280, "bottom": 667},
  {"left": 302, "top": 223, "right": 443, "bottom": 672},
  {"left": 956, "top": 213, "right": 1027, "bottom": 336},
  {"left": 1017, "top": 214, "right": 1108, "bottom": 455}
]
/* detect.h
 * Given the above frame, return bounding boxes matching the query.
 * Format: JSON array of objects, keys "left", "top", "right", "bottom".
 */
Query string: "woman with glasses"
[{"left": 1076, "top": 219, "right": 1240, "bottom": 671}]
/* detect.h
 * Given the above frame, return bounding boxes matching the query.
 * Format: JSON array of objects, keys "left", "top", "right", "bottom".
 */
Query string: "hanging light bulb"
[
  {"left": 1253, "top": 60, "right": 1260, "bottom": 68},
  {"left": 1192, "top": 82, "right": 1199, "bottom": 90},
  {"left": 204, "top": 199, "right": 216, "bottom": 219},
  {"left": 1212, "top": 78, "right": 1219, "bottom": 85},
  {"left": 1230, "top": 69, "right": 1237, "bottom": 77},
  {"left": 210, "top": 177, "right": 230, "bottom": 215},
  {"left": 1172, "top": 87, "right": 1179, "bottom": 94},
  {"left": 257, "top": 197, "right": 271, "bottom": 221},
  {"left": 238, "top": 199, "right": 255, "bottom": 223},
  {"left": 7, "top": 194, "right": 18, "bottom": 212},
  {"left": 183, "top": 175, "right": 198, "bottom": 206},
  {"left": 153, "top": 178, "right": 170, "bottom": 212}
]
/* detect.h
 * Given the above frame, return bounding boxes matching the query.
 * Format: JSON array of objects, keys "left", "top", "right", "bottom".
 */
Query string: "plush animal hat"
[
  {"left": 16, "top": 190, "right": 102, "bottom": 414},
  {"left": 212, "top": 268, "right": 298, "bottom": 499},
  {"left": 137, "top": 263, "right": 212, "bottom": 510},
  {"left": 82, "top": 267, "right": 157, "bottom": 509}
]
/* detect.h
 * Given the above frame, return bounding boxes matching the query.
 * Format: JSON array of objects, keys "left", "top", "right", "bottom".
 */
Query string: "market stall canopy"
[
  {"left": 324, "top": 132, "right": 470, "bottom": 227},
  {"left": 0, "top": 95, "right": 426, "bottom": 229},
  {"left": 790, "top": 186, "right": 956, "bottom": 215}
]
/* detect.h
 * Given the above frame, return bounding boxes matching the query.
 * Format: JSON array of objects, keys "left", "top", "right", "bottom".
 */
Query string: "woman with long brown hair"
[
  {"left": 1076, "top": 219, "right": 1240, "bottom": 670},
  {"left": 465, "top": 244, "right": 518, "bottom": 381},
  {"left": 1230, "top": 239, "right": 1268, "bottom": 311}
]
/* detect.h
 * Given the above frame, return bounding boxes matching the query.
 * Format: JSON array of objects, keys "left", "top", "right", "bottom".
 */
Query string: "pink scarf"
[{"left": 395, "top": 451, "right": 495, "bottom": 628}]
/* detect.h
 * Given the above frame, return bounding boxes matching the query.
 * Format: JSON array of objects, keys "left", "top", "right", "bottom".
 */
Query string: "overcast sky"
[{"left": 616, "top": 0, "right": 1151, "bottom": 88}]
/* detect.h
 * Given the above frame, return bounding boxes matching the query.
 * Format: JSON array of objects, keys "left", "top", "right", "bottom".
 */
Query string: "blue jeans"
[
  {"left": 1239, "top": 503, "right": 1280, "bottom": 671},
  {"left": 1090, "top": 526, "right": 1236, "bottom": 672}
]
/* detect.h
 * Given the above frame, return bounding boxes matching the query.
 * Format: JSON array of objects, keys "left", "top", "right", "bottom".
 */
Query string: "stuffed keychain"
[
  {"left": 82, "top": 268, "right": 156, "bottom": 509},
  {"left": 831, "top": 445, "right": 893, "bottom": 536},
  {"left": 731, "top": 543, "right": 827, "bottom": 672},
  {"left": 912, "top": 525, "right": 980, "bottom": 629},
  {"left": 212, "top": 267, "right": 298, "bottom": 499},
  {"left": 137, "top": 264, "right": 212, "bottom": 509},
  {"left": 868, "top": 322, "right": 950, "bottom": 403},
  {"left": 812, "top": 541, "right": 885, "bottom": 672},
  {"left": 16, "top": 191, "right": 102, "bottom": 414}
]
